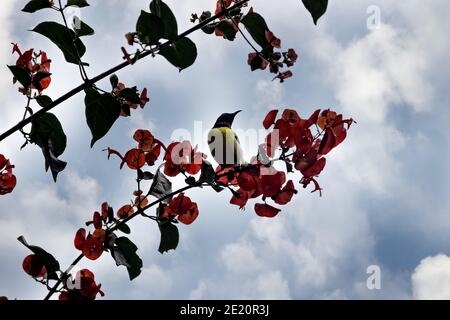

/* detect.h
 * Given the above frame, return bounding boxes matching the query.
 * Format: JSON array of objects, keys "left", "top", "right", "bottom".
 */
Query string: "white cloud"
[{"left": 412, "top": 254, "right": 450, "bottom": 300}]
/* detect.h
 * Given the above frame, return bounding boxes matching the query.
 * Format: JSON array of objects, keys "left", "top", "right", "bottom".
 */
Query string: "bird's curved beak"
[{"left": 233, "top": 110, "right": 242, "bottom": 116}]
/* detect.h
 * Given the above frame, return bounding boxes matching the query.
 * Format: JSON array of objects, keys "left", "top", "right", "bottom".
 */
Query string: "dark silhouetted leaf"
[
  {"left": 150, "top": 0, "right": 178, "bottom": 40},
  {"left": 302, "top": 0, "right": 328, "bottom": 25},
  {"left": 136, "top": 10, "right": 165, "bottom": 45},
  {"left": 73, "top": 17, "right": 94, "bottom": 37},
  {"left": 35, "top": 95, "right": 53, "bottom": 108},
  {"left": 110, "top": 74, "right": 119, "bottom": 89},
  {"left": 111, "top": 237, "right": 143, "bottom": 280},
  {"left": 158, "top": 37, "right": 197, "bottom": 71},
  {"left": 158, "top": 220, "right": 179, "bottom": 254},
  {"left": 7, "top": 66, "right": 31, "bottom": 88},
  {"left": 241, "top": 12, "right": 270, "bottom": 49},
  {"left": 18, "top": 236, "right": 60, "bottom": 280},
  {"left": 32, "top": 22, "right": 87, "bottom": 65},
  {"left": 149, "top": 165, "right": 172, "bottom": 201},
  {"left": 118, "top": 87, "right": 141, "bottom": 104},
  {"left": 216, "top": 20, "right": 237, "bottom": 41},
  {"left": 30, "top": 112, "right": 67, "bottom": 182},
  {"left": 137, "top": 169, "right": 154, "bottom": 181},
  {"left": 32, "top": 71, "right": 51, "bottom": 91},
  {"left": 84, "top": 87, "right": 121, "bottom": 148},
  {"left": 22, "top": 0, "right": 53, "bottom": 13},
  {"left": 116, "top": 223, "right": 131, "bottom": 234},
  {"left": 66, "top": 0, "right": 89, "bottom": 8}
]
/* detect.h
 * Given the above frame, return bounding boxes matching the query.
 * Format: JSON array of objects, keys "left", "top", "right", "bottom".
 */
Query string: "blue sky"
[{"left": 1, "top": 0, "right": 450, "bottom": 299}]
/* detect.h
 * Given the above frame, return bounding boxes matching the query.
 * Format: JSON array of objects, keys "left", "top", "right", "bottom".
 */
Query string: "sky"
[{"left": 1, "top": 0, "right": 450, "bottom": 300}]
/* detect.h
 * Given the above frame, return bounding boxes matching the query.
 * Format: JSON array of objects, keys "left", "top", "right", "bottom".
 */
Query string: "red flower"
[
  {"left": 22, "top": 255, "right": 46, "bottom": 278},
  {"left": 133, "top": 129, "right": 154, "bottom": 152},
  {"left": 237, "top": 172, "right": 258, "bottom": 192},
  {"left": 273, "top": 180, "right": 298, "bottom": 205},
  {"left": 74, "top": 227, "right": 104, "bottom": 261},
  {"left": 0, "top": 297, "right": 8, "bottom": 300},
  {"left": 260, "top": 168, "right": 286, "bottom": 197},
  {"left": 273, "top": 71, "right": 293, "bottom": 83},
  {"left": 163, "top": 193, "right": 200, "bottom": 224},
  {"left": 0, "top": 154, "right": 16, "bottom": 196},
  {"left": 265, "top": 30, "right": 281, "bottom": 48},
  {"left": 163, "top": 141, "right": 205, "bottom": 177},
  {"left": 140, "top": 88, "right": 149, "bottom": 108},
  {"left": 11, "top": 44, "right": 52, "bottom": 93},
  {"left": 59, "top": 269, "right": 104, "bottom": 300},
  {"left": 117, "top": 204, "right": 134, "bottom": 219},
  {"left": 145, "top": 143, "right": 161, "bottom": 166},
  {"left": 123, "top": 148, "right": 146, "bottom": 170},
  {"left": 255, "top": 203, "right": 281, "bottom": 218},
  {"left": 216, "top": 166, "right": 238, "bottom": 185},
  {"left": 230, "top": 188, "right": 249, "bottom": 209}
]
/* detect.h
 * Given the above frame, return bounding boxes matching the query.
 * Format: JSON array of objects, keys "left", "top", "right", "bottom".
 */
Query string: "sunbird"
[{"left": 208, "top": 110, "right": 244, "bottom": 167}]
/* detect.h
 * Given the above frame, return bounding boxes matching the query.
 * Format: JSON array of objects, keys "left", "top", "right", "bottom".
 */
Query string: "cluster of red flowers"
[
  {"left": 219, "top": 108, "right": 353, "bottom": 217},
  {"left": 59, "top": 269, "right": 104, "bottom": 300},
  {"left": 266, "top": 108, "right": 352, "bottom": 192},
  {"left": 11, "top": 43, "right": 51, "bottom": 94},
  {"left": 74, "top": 203, "right": 111, "bottom": 261},
  {"left": 162, "top": 193, "right": 200, "bottom": 225},
  {"left": 0, "top": 154, "right": 16, "bottom": 196},
  {"left": 163, "top": 140, "right": 206, "bottom": 177},
  {"left": 108, "top": 129, "right": 162, "bottom": 170}
]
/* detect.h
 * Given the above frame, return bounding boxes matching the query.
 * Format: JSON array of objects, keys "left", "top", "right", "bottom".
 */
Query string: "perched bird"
[{"left": 208, "top": 110, "right": 244, "bottom": 167}]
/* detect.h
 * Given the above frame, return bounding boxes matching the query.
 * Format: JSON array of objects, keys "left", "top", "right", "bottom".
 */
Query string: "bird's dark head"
[{"left": 213, "top": 110, "right": 242, "bottom": 128}]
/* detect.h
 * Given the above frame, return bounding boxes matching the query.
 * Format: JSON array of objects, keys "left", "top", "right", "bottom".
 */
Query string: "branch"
[
  {"left": 43, "top": 182, "right": 200, "bottom": 300},
  {"left": 0, "top": 0, "right": 250, "bottom": 143}
]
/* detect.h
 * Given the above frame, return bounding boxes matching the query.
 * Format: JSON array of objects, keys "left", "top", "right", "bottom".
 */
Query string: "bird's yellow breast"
[{"left": 208, "top": 127, "right": 243, "bottom": 167}]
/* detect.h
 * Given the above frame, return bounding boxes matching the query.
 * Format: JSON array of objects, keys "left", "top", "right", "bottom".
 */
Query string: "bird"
[{"left": 208, "top": 110, "right": 244, "bottom": 168}]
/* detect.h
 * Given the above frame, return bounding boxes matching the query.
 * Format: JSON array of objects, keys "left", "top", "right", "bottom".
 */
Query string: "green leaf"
[
  {"left": 118, "top": 87, "right": 141, "bottom": 104},
  {"left": 149, "top": 165, "right": 172, "bottom": 201},
  {"left": 241, "top": 12, "right": 270, "bottom": 49},
  {"left": 18, "top": 236, "right": 60, "bottom": 280},
  {"left": 30, "top": 112, "right": 67, "bottom": 182},
  {"left": 73, "top": 17, "right": 95, "bottom": 37},
  {"left": 22, "top": 0, "right": 53, "bottom": 13},
  {"left": 136, "top": 10, "right": 165, "bottom": 45},
  {"left": 111, "top": 237, "right": 143, "bottom": 281},
  {"left": 84, "top": 88, "right": 121, "bottom": 148},
  {"left": 150, "top": 0, "right": 178, "bottom": 40},
  {"left": 216, "top": 20, "right": 237, "bottom": 41},
  {"left": 32, "top": 21, "right": 86, "bottom": 65},
  {"left": 158, "top": 37, "right": 197, "bottom": 71},
  {"left": 7, "top": 66, "right": 31, "bottom": 88},
  {"left": 66, "top": 0, "right": 89, "bottom": 8},
  {"left": 35, "top": 95, "right": 53, "bottom": 108},
  {"left": 302, "top": 0, "right": 328, "bottom": 25}
]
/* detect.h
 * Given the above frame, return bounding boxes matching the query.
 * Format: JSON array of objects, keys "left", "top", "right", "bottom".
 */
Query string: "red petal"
[
  {"left": 254, "top": 203, "right": 281, "bottom": 218},
  {"left": 74, "top": 228, "right": 86, "bottom": 251},
  {"left": 301, "top": 157, "right": 326, "bottom": 177},
  {"left": 263, "top": 110, "right": 279, "bottom": 129}
]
